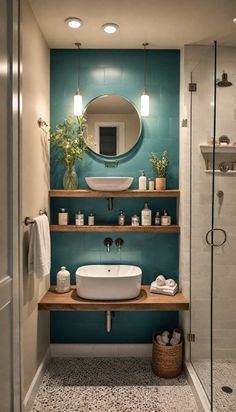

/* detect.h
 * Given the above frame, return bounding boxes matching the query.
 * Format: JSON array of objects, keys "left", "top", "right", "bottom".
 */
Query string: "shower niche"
[{"left": 200, "top": 144, "right": 236, "bottom": 174}]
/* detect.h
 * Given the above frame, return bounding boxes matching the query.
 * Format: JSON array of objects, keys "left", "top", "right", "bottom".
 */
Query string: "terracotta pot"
[{"left": 155, "top": 177, "right": 166, "bottom": 190}]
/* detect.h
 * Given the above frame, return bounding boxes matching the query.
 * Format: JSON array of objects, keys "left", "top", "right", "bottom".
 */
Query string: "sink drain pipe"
[{"left": 105, "top": 311, "right": 112, "bottom": 333}]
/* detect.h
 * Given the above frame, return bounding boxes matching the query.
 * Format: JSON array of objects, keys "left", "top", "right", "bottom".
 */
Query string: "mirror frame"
[{"left": 84, "top": 94, "right": 142, "bottom": 158}]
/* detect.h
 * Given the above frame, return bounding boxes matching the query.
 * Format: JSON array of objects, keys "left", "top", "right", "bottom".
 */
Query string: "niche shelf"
[
  {"left": 38, "top": 286, "right": 189, "bottom": 312},
  {"left": 50, "top": 224, "right": 180, "bottom": 233},
  {"left": 200, "top": 144, "right": 236, "bottom": 154},
  {"left": 200, "top": 144, "right": 236, "bottom": 173},
  {"left": 49, "top": 189, "right": 180, "bottom": 198}
]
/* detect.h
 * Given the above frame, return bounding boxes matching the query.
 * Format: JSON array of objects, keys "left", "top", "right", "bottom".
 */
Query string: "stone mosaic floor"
[
  {"left": 193, "top": 359, "right": 236, "bottom": 412},
  {"left": 30, "top": 357, "right": 199, "bottom": 412}
]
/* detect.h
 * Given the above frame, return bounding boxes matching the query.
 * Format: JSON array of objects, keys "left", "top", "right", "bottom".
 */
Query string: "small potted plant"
[
  {"left": 50, "top": 115, "right": 91, "bottom": 189},
  {"left": 150, "top": 151, "right": 169, "bottom": 190}
]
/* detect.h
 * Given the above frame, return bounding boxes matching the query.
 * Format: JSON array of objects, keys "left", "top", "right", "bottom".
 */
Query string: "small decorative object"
[
  {"left": 219, "top": 135, "right": 230, "bottom": 145},
  {"left": 75, "top": 210, "right": 84, "bottom": 226},
  {"left": 88, "top": 213, "right": 95, "bottom": 226},
  {"left": 161, "top": 210, "right": 171, "bottom": 226},
  {"left": 141, "top": 202, "right": 152, "bottom": 226},
  {"left": 154, "top": 211, "right": 161, "bottom": 226},
  {"left": 50, "top": 115, "right": 91, "bottom": 190},
  {"left": 150, "top": 151, "right": 169, "bottom": 190}
]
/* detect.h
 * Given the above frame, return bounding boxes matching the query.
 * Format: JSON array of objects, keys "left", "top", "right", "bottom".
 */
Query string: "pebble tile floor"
[
  {"left": 30, "top": 358, "right": 199, "bottom": 412},
  {"left": 193, "top": 359, "right": 236, "bottom": 412}
]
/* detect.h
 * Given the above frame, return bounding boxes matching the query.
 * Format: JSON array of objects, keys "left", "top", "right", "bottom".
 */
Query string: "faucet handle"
[
  {"left": 104, "top": 237, "right": 113, "bottom": 253},
  {"left": 115, "top": 238, "right": 124, "bottom": 251}
]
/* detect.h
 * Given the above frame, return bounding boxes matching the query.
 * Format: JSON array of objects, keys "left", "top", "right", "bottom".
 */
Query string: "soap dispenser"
[{"left": 139, "top": 170, "right": 147, "bottom": 190}]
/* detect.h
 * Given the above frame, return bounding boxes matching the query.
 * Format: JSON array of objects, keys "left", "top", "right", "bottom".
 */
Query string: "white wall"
[{"left": 22, "top": 0, "right": 50, "bottom": 400}]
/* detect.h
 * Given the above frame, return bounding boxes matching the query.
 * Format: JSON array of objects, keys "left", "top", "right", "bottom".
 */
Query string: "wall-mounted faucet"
[
  {"left": 104, "top": 237, "right": 113, "bottom": 253},
  {"left": 115, "top": 238, "right": 124, "bottom": 251}
]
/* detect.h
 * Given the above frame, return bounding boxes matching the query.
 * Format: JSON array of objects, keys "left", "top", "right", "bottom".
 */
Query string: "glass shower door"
[{"left": 189, "top": 45, "right": 215, "bottom": 403}]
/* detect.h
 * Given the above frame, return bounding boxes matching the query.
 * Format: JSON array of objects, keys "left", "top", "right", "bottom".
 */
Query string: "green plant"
[
  {"left": 50, "top": 115, "right": 91, "bottom": 170},
  {"left": 150, "top": 151, "right": 169, "bottom": 178}
]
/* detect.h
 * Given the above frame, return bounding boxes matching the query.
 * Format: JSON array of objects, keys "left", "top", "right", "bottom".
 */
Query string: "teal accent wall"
[{"left": 50, "top": 49, "right": 180, "bottom": 343}]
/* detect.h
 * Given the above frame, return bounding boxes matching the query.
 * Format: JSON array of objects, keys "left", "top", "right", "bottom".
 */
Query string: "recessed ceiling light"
[
  {"left": 233, "top": 17, "right": 236, "bottom": 23},
  {"left": 102, "top": 23, "right": 119, "bottom": 34},
  {"left": 64, "top": 17, "right": 82, "bottom": 29}
]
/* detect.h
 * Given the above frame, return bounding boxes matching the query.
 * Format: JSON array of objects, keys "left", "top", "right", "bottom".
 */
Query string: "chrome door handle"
[{"left": 206, "top": 228, "right": 227, "bottom": 247}]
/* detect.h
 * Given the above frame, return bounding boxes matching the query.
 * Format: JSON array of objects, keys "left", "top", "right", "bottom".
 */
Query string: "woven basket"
[{"left": 152, "top": 331, "right": 183, "bottom": 378}]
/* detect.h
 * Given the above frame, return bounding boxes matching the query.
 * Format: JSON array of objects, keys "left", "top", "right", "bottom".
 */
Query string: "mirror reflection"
[{"left": 84, "top": 95, "right": 141, "bottom": 157}]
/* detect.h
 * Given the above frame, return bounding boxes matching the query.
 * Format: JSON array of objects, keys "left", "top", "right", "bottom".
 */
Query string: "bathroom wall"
[
  {"left": 22, "top": 0, "right": 50, "bottom": 399},
  {"left": 50, "top": 49, "right": 180, "bottom": 343},
  {"left": 180, "top": 44, "right": 236, "bottom": 362}
]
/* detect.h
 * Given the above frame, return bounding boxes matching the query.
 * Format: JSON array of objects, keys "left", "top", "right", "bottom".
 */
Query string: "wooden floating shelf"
[
  {"left": 38, "top": 286, "right": 189, "bottom": 312},
  {"left": 50, "top": 224, "right": 180, "bottom": 233},
  {"left": 49, "top": 189, "right": 180, "bottom": 198}
]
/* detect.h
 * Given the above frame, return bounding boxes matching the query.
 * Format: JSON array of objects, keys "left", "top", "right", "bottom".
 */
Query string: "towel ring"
[
  {"left": 24, "top": 209, "right": 47, "bottom": 226},
  {"left": 205, "top": 228, "right": 227, "bottom": 247}
]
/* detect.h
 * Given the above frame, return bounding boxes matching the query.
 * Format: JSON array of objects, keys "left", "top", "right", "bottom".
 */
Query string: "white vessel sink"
[
  {"left": 76, "top": 265, "right": 142, "bottom": 300},
  {"left": 85, "top": 177, "right": 133, "bottom": 191}
]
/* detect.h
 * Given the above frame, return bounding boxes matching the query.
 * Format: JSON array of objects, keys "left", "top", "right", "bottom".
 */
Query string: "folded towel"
[
  {"left": 28, "top": 214, "right": 51, "bottom": 277},
  {"left": 155, "top": 274, "right": 166, "bottom": 286},
  {"left": 150, "top": 281, "right": 178, "bottom": 296}
]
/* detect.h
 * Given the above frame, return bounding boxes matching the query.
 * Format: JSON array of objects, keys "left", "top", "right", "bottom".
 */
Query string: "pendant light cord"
[
  {"left": 143, "top": 42, "right": 149, "bottom": 91},
  {"left": 75, "top": 42, "right": 81, "bottom": 90}
]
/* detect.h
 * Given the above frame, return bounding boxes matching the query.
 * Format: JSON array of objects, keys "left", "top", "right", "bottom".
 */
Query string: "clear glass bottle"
[
  {"left": 118, "top": 210, "right": 125, "bottom": 226},
  {"left": 161, "top": 210, "right": 171, "bottom": 226},
  {"left": 56, "top": 266, "right": 70, "bottom": 293},
  {"left": 75, "top": 210, "right": 84, "bottom": 226},
  {"left": 131, "top": 214, "right": 140, "bottom": 226},
  {"left": 88, "top": 212, "right": 95, "bottom": 226},
  {"left": 58, "top": 208, "right": 68, "bottom": 225},
  {"left": 154, "top": 211, "right": 161, "bottom": 225},
  {"left": 141, "top": 203, "right": 152, "bottom": 225}
]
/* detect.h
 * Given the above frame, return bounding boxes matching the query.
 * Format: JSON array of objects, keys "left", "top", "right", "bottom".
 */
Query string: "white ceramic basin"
[
  {"left": 76, "top": 265, "right": 142, "bottom": 300},
  {"left": 85, "top": 177, "right": 133, "bottom": 191}
]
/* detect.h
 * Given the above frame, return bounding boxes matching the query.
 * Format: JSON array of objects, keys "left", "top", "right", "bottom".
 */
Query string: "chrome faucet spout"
[{"left": 104, "top": 237, "right": 113, "bottom": 253}]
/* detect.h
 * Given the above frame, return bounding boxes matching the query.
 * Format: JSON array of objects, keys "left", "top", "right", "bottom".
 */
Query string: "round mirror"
[{"left": 84, "top": 95, "right": 141, "bottom": 157}]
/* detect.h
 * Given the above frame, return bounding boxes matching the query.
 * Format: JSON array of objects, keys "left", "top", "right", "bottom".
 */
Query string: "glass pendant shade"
[
  {"left": 74, "top": 89, "right": 82, "bottom": 116},
  {"left": 141, "top": 90, "right": 149, "bottom": 117}
]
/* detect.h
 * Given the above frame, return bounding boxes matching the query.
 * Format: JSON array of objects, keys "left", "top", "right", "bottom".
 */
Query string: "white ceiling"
[{"left": 29, "top": 0, "right": 236, "bottom": 49}]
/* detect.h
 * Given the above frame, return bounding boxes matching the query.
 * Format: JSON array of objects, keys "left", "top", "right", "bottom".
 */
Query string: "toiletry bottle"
[
  {"left": 141, "top": 203, "right": 152, "bottom": 226},
  {"left": 58, "top": 208, "right": 68, "bottom": 225},
  {"left": 56, "top": 266, "right": 70, "bottom": 293},
  {"left": 131, "top": 214, "right": 140, "bottom": 226},
  {"left": 148, "top": 178, "right": 155, "bottom": 190},
  {"left": 118, "top": 210, "right": 125, "bottom": 226},
  {"left": 88, "top": 212, "right": 95, "bottom": 226},
  {"left": 75, "top": 210, "right": 84, "bottom": 226},
  {"left": 154, "top": 211, "right": 161, "bottom": 225},
  {"left": 161, "top": 210, "right": 171, "bottom": 226},
  {"left": 139, "top": 170, "right": 147, "bottom": 190}
]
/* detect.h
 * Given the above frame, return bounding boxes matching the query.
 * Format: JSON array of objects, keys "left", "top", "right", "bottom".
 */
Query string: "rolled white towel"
[
  {"left": 162, "top": 330, "right": 170, "bottom": 337},
  {"left": 156, "top": 335, "right": 167, "bottom": 346},
  {"left": 155, "top": 274, "right": 166, "bottom": 286},
  {"left": 161, "top": 334, "right": 169, "bottom": 345},
  {"left": 172, "top": 328, "right": 181, "bottom": 342},
  {"left": 165, "top": 278, "right": 176, "bottom": 288},
  {"left": 170, "top": 337, "right": 180, "bottom": 346}
]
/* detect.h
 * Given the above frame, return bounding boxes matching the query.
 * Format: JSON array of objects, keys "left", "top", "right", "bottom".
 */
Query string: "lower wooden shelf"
[
  {"left": 38, "top": 286, "right": 189, "bottom": 312},
  {"left": 50, "top": 225, "right": 180, "bottom": 233}
]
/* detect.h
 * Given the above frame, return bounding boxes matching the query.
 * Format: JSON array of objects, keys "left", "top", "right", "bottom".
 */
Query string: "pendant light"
[
  {"left": 141, "top": 42, "right": 149, "bottom": 117},
  {"left": 74, "top": 42, "right": 83, "bottom": 116}
]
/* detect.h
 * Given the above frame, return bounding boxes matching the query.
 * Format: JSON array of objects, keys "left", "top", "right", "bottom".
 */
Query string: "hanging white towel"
[{"left": 28, "top": 214, "right": 51, "bottom": 277}]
